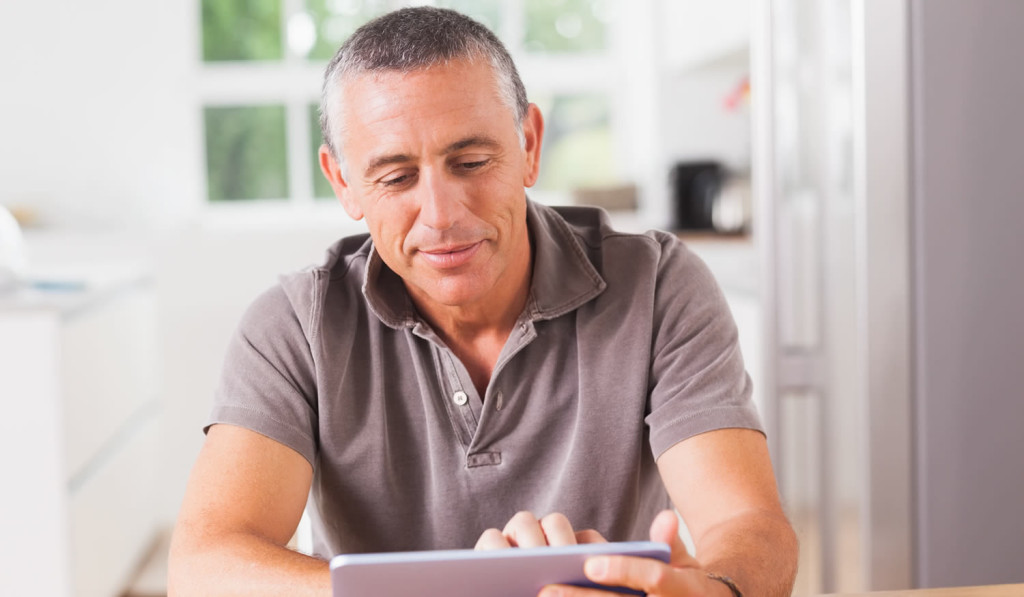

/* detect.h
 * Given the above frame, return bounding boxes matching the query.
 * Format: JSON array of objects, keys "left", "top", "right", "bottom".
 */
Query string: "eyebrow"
[
  {"left": 362, "top": 135, "right": 503, "bottom": 178},
  {"left": 363, "top": 153, "right": 412, "bottom": 178},
  {"left": 443, "top": 135, "right": 502, "bottom": 154}
]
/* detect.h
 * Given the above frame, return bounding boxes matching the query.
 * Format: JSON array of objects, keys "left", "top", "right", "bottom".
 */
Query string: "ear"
[
  {"left": 319, "top": 144, "right": 364, "bottom": 220},
  {"left": 521, "top": 103, "right": 545, "bottom": 188}
]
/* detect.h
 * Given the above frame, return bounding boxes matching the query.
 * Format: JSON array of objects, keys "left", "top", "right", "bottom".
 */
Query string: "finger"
[
  {"left": 475, "top": 528, "right": 511, "bottom": 550},
  {"left": 502, "top": 510, "right": 547, "bottom": 548},
  {"left": 574, "top": 529, "right": 608, "bottom": 544},
  {"left": 648, "top": 509, "right": 700, "bottom": 569},
  {"left": 583, "top": 555, "right": 702, "bottom": 596},
  {"left": 539, "top": 512, "right": 577, "bottom": 546}
]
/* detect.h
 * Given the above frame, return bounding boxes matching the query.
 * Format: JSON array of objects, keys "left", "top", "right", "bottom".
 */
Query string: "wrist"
[{"left": 705, "top": 572, "right": 743, "bottom": 597}]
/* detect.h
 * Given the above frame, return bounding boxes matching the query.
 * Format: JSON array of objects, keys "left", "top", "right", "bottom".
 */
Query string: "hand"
[
  {"left": 474, "top": 511, "right": 608, "bottom": 549},
  {"left": 539, "top": 510, "right": 732, "bottom": 597}
]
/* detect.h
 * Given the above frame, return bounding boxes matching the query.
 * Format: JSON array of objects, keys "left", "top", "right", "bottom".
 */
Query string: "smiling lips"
[{"left": 417, "top": 241, "right": 483, "bottom": 269}]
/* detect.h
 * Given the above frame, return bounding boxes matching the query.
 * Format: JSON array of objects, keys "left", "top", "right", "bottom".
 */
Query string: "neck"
[
  {"left": 408, "top": 241, "right": 532, "bottom": 397},
  {"left": 411, "top": 250, "right": 532, "bottom": 345}
]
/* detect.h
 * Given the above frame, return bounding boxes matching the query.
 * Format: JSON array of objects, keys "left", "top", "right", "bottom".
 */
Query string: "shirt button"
[{"left": 452, "top": 390, "right": 468, "bottom": 406}]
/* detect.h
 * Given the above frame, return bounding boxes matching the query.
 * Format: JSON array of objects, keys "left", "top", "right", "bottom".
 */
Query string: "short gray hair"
[{"left": 318, "top": 7, "right": 529, "bottom": 170}]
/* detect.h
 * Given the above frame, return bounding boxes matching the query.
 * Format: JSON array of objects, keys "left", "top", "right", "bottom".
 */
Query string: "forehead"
[{"left": 335, "top": 59, "right": 514, "bottom": 156}]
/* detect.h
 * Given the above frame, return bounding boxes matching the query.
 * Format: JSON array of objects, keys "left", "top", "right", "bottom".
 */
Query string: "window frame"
[{"left": 196, "top": 0, "right": 649, "bottom": 217}]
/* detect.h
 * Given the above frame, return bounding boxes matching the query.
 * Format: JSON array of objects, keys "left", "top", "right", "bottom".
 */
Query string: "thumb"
[{"left": 649, "top": 509, "right": 700, "bottom": 569}]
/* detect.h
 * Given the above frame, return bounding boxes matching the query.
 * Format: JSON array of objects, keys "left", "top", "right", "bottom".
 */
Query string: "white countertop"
[
  {"left": 0, "top": 265, "right": 150, "bottom": 316},
  {"left": 0, "top": 229, "right": 154, "bottom": 317}
]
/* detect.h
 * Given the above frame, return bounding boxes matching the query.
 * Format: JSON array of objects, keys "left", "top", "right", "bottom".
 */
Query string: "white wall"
[
  {"left": 155, "top": 218, "right": 364, "bottom": 524},
  {"left": 0, "top": 0, "right": 359, "bottom": 531},
  {"left": 659, "top": 0, "right": 751, "bottom": 173},
  {"left": 0, "top": 0, "right": 201, "bottom": 229},
  {"left": 660, "top": 67, "right": 751, "bottom": 171},
  {"left": 661, "top": 0, "right": 749, "bottom": 73}
]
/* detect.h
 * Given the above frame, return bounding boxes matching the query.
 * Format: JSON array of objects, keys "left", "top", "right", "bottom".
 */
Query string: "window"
[
  {"left": 524, "top": 0, "right": 607, "bottom": 53},
  {"left": 198, "top": 0, "right": 628, "bottom": 206},
  {"left": 204, "top": 105, "right": 289, "bottom": 202}
]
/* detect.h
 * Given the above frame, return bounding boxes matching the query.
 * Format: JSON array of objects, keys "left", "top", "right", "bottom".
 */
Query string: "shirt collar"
[
  {"left": 362, "top": 199, "right": 607, "bottom": 330},
  {"left": 523, "top": 200, "right": 607, "bottom": 321}
]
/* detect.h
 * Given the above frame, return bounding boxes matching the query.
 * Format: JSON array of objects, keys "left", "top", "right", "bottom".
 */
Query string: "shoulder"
[
  {"left": 540, "top": 203, "right": 711, "bottom": 286},
  {"left": 242, "top": 233, "right": 373, "bottom": 341}
]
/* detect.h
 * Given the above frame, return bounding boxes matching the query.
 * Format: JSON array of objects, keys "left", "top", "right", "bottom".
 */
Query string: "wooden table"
[{"left": 823, "top": 584, "right": 1024, "bottom": 596}]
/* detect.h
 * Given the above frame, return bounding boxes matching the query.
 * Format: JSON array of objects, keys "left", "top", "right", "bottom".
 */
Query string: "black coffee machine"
[{"left": 670, "top": 160, "right": 722, "bottom": 231}]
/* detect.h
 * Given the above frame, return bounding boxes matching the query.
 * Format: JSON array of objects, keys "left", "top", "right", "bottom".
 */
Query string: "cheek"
[
  {"left": 366, "top": 203, "right": 417, "bottom": 258},
  {"left": 473, "top": 168, "right": 526, "bottom": 212},
  {"left": 486, "top": 174, "right": 528, "bottom": 218},
  {"left": 488, "top": 163, "right": 527, "bottom": 191}
]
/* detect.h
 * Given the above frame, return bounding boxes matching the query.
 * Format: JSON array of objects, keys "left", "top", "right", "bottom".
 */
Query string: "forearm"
[
  {"left": 694, "top": 509, "right": 798, "bottom": 597},
  {"left": 168, "top": 528, "right": 331, "bottom": 597}
]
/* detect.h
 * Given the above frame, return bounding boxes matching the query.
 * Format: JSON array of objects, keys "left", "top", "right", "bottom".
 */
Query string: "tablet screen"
[{"left": 330, "top": 541, "right": 670, "bottom": 597}]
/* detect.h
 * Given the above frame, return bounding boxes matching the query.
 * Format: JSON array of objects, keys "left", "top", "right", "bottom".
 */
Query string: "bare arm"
[
  {"left": 654, "top": 427, "right": 798, "bottom": 597},
  {"left": 167, "top": 424, "right": 330, "bottom": 597}
]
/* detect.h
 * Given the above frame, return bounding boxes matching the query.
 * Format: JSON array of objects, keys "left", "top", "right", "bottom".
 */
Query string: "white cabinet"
[{"left": 0, "top": 266, "right": 160, "bottom": 597}]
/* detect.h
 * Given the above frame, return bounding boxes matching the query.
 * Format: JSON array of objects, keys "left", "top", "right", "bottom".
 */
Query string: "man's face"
[{"left": 320, "top": 58, "right": 544, "bottom": 314}]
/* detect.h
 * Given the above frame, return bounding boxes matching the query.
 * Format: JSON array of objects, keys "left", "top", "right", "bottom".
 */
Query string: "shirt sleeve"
[
  {"left": 206, "top": 282, "right": 320, "bottom": 466},
  {"left": 644, "top": 234, "right": 763, "bottom": 459}
]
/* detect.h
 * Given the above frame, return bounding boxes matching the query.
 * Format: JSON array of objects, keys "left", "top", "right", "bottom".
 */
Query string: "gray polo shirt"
[{"left": 209, "top": 200, "right": 761, "bottom": 558}]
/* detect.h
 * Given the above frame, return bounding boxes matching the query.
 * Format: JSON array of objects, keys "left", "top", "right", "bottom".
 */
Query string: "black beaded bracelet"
[{"left": 706, "top": 572, "right": 743, "bottom": 597}]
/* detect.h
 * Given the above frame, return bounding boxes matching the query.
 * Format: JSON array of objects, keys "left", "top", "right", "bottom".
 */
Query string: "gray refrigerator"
[{"left": 751, "top": 0, "right": 1024, "bottom": 593}]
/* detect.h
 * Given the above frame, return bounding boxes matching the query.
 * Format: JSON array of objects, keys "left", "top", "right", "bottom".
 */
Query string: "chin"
[
  {"left": 430, "top": 289, "right": 488, "bottom": 308},
  {"left": 421, "top": 278, "right": 492, "bottom": 308}
]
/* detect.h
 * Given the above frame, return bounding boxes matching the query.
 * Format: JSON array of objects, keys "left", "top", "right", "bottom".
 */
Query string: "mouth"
[{"left": 416, "top": 241, "right": 483, "bottom": 269}]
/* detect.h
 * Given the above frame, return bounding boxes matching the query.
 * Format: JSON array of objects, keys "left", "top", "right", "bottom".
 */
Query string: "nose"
[{"left": 416, "top": 168, "right": 463, "bottom": 231}]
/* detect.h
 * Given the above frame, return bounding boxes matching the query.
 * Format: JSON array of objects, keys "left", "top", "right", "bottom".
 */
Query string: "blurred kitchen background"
[{"left": 1, "top": 1, "right": 1022, "bottom": 596}]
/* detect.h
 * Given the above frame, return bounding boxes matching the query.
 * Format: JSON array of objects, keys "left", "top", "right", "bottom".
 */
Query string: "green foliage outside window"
[
  {"left": 309, "top": 104, "right": 336, "bottom": 199},
  {"left": 437, "top": 0, "right": 503, "bottom": 34},
  {"left": 525, "top": 0, "right": 607, "bottom": 53},
  {"left": 534, "top": 94, "right": 616, "bottom": 191},
  {"left": 202, "top": 0, "right": 283, "bottom": 61},
  {"left": 305, "top": 0, "right": 390, "bottom": 61},
  {"left": 205, "top": 105, "right": 289, "bottom": 201},
  {"left": 305, "top": 0, "right": 502, "bottom": 62}
]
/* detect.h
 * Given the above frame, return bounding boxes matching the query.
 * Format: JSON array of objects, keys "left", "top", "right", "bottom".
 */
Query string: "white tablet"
[{"left": 330, "top": 541, "right": 670, "bottom": 597}]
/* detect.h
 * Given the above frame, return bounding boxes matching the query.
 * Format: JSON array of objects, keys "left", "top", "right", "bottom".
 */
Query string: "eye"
[
  {"left": 454, "top": 158, "right": 490, "bottom": 172},
  {"left": 379, "top": 170, "right": 416, "bottom": 188}
]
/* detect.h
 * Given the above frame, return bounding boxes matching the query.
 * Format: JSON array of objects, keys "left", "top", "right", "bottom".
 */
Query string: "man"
[{"left": 168, "top": 7, "right": 797, "bottom": 597}]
